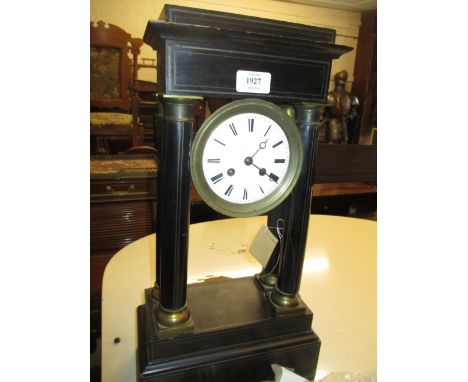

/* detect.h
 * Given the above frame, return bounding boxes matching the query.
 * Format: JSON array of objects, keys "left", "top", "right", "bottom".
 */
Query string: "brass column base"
[
  {"left": 156, "top": 305, "right": 195, "bottom": 339},
  {"left": 144, "top": 289, "right": 194, "bottom": 340},
  {"left": 267, "top": 287, "right": 307, "bottom": 317},
  {"left": 254, "top": 273, "right": 278, "bottom": 291}
]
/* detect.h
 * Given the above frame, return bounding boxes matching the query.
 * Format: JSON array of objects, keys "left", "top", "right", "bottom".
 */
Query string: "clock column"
[
  {"left": 256, "top": 206, "right": 284, "bottom": 289},
  {"left": 257, "top": 105, "right": 296, "bottom": 290},
  {"left": 270, "top": 103, "right": 321, "bottom": 311},
  {"left": 154, "top": 96, "right": 200, "bottom": 333},
  {"left": 151, "top": 100, "right": 164, "bottom": 301}
]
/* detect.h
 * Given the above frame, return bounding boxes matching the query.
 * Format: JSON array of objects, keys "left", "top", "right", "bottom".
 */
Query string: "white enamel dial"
[
  {"left": 190, "top": 98, "right": 303, "bottom": 218},
  {"left": 201, "top": 113, "right": 290, "bottom": 204}
]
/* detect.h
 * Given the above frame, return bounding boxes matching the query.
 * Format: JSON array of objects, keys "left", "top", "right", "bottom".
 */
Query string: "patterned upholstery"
[
  {"left": 90, "top": 46, "right": 121, "bottom": 99},
  {"left": 90, "top": 112, "right": 133, "bottom": 128},
  {"left": 90, "top": 157, "right": 157, "bottom": 175}
]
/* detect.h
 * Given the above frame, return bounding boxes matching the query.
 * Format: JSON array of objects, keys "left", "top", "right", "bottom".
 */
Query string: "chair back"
[{"left": 90, "top": 21, "right": 142, "bottom": 112}]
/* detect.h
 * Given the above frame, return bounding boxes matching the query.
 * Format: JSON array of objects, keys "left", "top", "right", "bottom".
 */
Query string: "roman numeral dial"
[
  {"left": 210, "top": 173, "right": 224, "bottom": 184},
  {"left": 248, "top": 118, "right": 254, "bottom": 132},
  {"left": 190, "top": 99, "right": 303, "bottom": 218},
  {"left": 200, "top": 111, "right": 290, "bottom": 205},
  {"left": 225, "top": 184, "right": 234, "bottom": 196},
  {"left": 229, "top": 123, "right": 237, "bottom": 136}
]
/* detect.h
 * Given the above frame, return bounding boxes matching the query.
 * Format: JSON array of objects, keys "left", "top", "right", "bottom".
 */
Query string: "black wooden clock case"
[{"left": 137, "top": 5, "right": 352, "bottom": 382}]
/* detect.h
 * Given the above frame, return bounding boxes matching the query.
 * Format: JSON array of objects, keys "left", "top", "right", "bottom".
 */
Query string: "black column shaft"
[
  {"left": 157, "top": 98, "right": 195, "bottom": 311},
  {"left": 262, "top": 104, "right": 296, "bottom": 277},
  {"left": 154, "top": 100, "right": 164, "bottom": 289},
  {"left": 275, "top": 103, "right": 321, "bottom": 295},
  {"left": 263, "top": 204, "right": 287, "bottom": 275}
]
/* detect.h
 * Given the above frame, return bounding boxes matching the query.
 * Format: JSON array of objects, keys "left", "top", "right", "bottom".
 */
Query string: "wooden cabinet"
[
  {"left": 90, "top": 154, "right": 157, "bottom": 350},
  {"left": 312, "top": 182, "right": 376, "bottom": 218},
  {"left": 90, "top": 154, "right": 157, "bottom": 272},
  {"left": 352, "top": 10, "right": 377, "bottom": 144}
]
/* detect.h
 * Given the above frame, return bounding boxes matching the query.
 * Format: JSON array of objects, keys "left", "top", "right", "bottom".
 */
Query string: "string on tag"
[
  {"left": 260, "top": 218, "right": 285, "bottom": 278},
  {"left": 268, "top": 218, "right": 284, "bottom": 240}
]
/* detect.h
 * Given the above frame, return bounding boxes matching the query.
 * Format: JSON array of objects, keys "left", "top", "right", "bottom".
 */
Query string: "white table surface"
[{"left": 101, "top": 214, "right": 376, "bottom": 382}]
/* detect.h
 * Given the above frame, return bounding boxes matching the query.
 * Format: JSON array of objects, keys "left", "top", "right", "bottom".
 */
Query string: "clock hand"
[
  {"left": 249, "top": 160, "right": 266, "bottom": 174},
  {"left": 250, "top": 139, "right": 269, "bottom": 160},
  {"left": 244, "top": 157, "right": 278, "bottom": 183}
]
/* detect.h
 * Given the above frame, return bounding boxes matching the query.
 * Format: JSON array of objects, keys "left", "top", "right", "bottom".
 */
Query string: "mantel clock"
[{"left": 137, "top": 5, "right": 352, "bottom": 382}]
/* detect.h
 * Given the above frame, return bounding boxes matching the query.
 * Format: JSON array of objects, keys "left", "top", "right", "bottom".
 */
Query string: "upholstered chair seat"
[{"left": 90, "top": 112, "right": 133, "bottom": 128}]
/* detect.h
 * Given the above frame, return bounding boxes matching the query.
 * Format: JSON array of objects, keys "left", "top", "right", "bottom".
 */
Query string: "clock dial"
[
  {"left": 202, "top": 113, "right": 290, "bottom": 204},
  {"left": 190, "top": 99, "right": 303, "bottom": 217}
]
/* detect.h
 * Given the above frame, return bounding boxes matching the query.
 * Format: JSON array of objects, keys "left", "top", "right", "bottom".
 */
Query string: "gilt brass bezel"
[{"left": 190, "top": 98, "right": 303, "bottom": 218}]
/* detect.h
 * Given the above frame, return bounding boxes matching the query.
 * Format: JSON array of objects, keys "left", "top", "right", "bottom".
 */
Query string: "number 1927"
[{"left": 247, "top": 77, "right": 261, "bottom": 85}]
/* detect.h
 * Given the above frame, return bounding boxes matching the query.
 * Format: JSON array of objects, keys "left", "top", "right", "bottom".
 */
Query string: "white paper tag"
[
  {"left": 249, "top": 225, "right": 278, "bottom": 267},
  {"left": 236, "top": 70, "right": 271, "bottom": 94},
  {"left": 271, "top": 364, "right": 308, "bottom": 382}
]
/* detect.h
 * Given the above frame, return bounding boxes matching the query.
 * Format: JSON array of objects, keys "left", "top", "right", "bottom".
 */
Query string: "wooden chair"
[{"left": 90, "top": 21, "right": 144, "bottom": 154}]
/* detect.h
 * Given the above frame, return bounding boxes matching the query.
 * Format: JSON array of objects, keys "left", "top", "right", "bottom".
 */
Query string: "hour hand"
[
  {"left": 244, "top": 157, "right": 279, "bottom": 183},
  {"left": 268, "top": 172, "right": 279, "bottom": 183},
  {"left": 257, "top": 165, "right": 279, "bottom": 183}
]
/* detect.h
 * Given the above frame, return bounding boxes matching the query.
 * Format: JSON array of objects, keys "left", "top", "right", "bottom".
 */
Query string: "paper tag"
[
  {"left": 271, "top": 364, "right": 308, "bottom": 382},
  {"left": 249, "top": 225, "right": 278, "bottom": 267},
  {"left": 236, "top": 70, "right": 271, "bottom": 94}
]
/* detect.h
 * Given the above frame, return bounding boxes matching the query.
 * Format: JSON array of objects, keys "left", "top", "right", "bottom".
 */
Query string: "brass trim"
[
  {"left": 155, "top": 305, "right": 195, "bottom": 338},
  {"left": 162, "top": 94, "right": 204, "bottom": 100},
  {"left": 190, "top": 98, "right": 304, "bottom": 218},
  {"left": 267, "top": 287, "right": 307, "bottom": 317},
  {"left": 280, "top": 104, "right": 296, "bottom": 120},
  {"left": 255, "top": 273, "right": 278, "bottom": 290},
  {"left": 157, "top": 305, "right": 191, "bottom": 327},
  {"left": 271, "top": 288, "right": 300, "bottom": 308}
]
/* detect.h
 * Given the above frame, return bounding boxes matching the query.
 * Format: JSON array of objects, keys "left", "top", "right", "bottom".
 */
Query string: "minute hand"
[{"left": 250, "top": 139, "right": 269, "bottom": 159}]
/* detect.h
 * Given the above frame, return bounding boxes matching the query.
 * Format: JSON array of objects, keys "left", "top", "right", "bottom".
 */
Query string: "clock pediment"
[{"left": 143, "top": 6, "right": 352, "bottom": 103}]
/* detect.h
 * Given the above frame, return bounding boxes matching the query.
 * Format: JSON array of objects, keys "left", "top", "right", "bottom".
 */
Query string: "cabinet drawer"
[{"left": 91, "top": 179, "right": 156, "bottom": 201}]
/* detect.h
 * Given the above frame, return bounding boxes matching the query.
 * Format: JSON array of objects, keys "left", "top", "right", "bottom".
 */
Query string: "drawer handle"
[{"left": 104, "top": 185, "right": 136, "bottom": 195}]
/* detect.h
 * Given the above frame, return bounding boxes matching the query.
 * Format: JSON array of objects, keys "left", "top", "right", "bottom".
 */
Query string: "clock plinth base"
[{"left": 137, "top": 276, "right": 320, "bottom": 382}]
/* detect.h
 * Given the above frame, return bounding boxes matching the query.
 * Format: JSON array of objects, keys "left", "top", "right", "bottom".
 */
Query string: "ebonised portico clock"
[
  {"left": 138, "top": 5, "right": 352, "bottom": 382},
  {"left": 190, "top": 99, "right": 303, "bottom": 217}
]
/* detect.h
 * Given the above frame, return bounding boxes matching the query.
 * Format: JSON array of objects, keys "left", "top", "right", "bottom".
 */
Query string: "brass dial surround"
[{"left": 190, "top": 98, "right": 303, "bottom": 217}]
